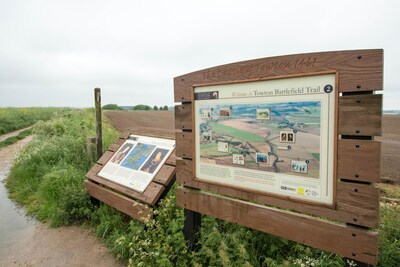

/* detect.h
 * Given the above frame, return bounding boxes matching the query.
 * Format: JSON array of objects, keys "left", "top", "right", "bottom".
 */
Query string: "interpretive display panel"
[
  {"left": 176, "top": 50, "right": 383, "bottom": 265},
  {"left": 98, "top": 135, "right": 175, "bottom": 192},
  {"left": 194, "top": 74, "right": 336, "bottom": 204}
]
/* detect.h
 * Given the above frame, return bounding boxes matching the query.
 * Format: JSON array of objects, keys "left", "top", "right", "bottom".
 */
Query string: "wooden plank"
[
  {"left": 176, "top": 159, "right": 379, "bottom": 228},
  {"left": 176, "top": 159, "right": 195, "bottom": 184},
  {"left": 119, "top": 131, "right": 131, "bottom": 139},
  {"left": 127, "top": 127, "right": 175, "bottom": 140},
  {"left": 176, "top": 132, "right": 193, "bottom": 158},
  {"left": 336, "top": 182, "right": 379, "bottom": 226},
  {"left": 153, "top": 164, "right": 176, "bottom": 186},
  {"left": 177, "top": 187, "right": 377, "bottom": 265},
  {"left": 86, "top": 163, "right": 165, "bottom": 206},
  {"left": 174, "top": 49, "right": 383, "bottom": 102},
  {"left": 142, "top": 182, "right": 166, "bottom": 206},
  {"left": 84, "top": 180, "right": 152, "bottom": 222},
  {"left": 175, "top": 103, "right": 192, "bottom": 131},
  {"left": 97, "top": 151, "right": 114, "bottom": 165},
  {"left": 165, "top": 151, "right": 176, "bottom": 166},
  {"left": 338, "top": 139, "right": 381, "bottom": 182},
  {"left": 339, "top": 94, "right": 382, "bottom": 136},
  {"left": 118, "top": 128, "right": 176, "bottom": 140},
  {"left": 109, "top": 138, "right": 125, "bottom": 152}
]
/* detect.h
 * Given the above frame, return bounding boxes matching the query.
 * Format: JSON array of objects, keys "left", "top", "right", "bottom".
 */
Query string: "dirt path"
[
  {"left": 0, "top": 126, "right": 32, "bottom": 142},
  {"left": 0, "top": 137, "right": 125, "bottom": 267}
]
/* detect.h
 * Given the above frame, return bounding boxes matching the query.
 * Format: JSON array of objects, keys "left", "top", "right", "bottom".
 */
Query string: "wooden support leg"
[
  {"left": 184, "top": 208, "right": 201, "bottom": 251},
  {"left": 342, "top": 91, "right": 377, "bottom": 267},
  {"left": 90, "top": 196, "right": 100, "bottom": 207}
]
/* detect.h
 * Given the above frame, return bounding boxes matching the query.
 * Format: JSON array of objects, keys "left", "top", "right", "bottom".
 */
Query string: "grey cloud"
[{"left": 0, "top": 0, "right": 399, "bottom": 109}]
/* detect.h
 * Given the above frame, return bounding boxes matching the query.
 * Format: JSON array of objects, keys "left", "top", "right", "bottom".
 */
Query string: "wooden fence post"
[
  {"left": 86, "top": 137, "right": 96, "bottom": 159},
  {"left": 94, "top": 88, "right": 103, "bottom": 160}
]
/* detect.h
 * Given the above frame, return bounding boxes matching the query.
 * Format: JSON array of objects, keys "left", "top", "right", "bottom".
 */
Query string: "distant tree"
[
  {"left": 132, "top": 104, "right": 152, "bottom": 110},
  {"left": 102, "top": 104, "right": 123, "bottom": 110},
  {"left": 153, "top": 105, "right": 158, "bottom": 111},
  {"left": 163, "top": 105, "right": 169, "bottom": 111},
  {"left": 159, "top": 106, "right": 163, "bottom": 111}
]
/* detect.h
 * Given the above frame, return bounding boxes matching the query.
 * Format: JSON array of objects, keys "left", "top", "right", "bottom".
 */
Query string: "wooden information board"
[
  {"left": 174, "top": 50, "right": 383, "bottom": 265},
  {"left": 85, "top": 127, "right": 176, "bottom": 222}
]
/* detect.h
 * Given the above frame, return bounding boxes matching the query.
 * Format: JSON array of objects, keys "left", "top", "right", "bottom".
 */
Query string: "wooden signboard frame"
[
  {"left": 84, "top": 127, "right": 176, "bottom": 222},
  {"left": 174, "top": 50, "right": 383, "bottom": 265}
]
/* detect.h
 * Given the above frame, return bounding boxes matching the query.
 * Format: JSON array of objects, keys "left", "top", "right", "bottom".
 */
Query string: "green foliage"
[
  {"left": 87, "top": 185, "right": 346, "bottom": 267},
  {"left": 163, "top": 105, "right": 169, "bottom": 111},
  {"left": 377, "top": 184, "right": 400, "bottom": 267},
  {"left": 209, "top": 122, "right": 265, "bottom": 142},
  {"left": 6, "top": 109, "right": 119, "bottom": 227},
  {"left": 34, "top": 166, "right": 94, "bottom": 227},
  {"left": 0, "top": 107, "right": 68, "bottom": 135},
  {"left": 379, "top": 202, "right": 400, "bottom": 266},
  {"left": 379, "top": 183, "right": 400, "bottom": 199},
  {"left": 124, "top": 188, "right": 191, "bottom": 266},
  {"left": 132, "top": 104, "right": 152, "bottom": 111},
  {"left": 153, "top": 105, "right": 158, "bottom": 111},
  {"left": 102, "top": 104, "right": 124, "bottom": 110}
]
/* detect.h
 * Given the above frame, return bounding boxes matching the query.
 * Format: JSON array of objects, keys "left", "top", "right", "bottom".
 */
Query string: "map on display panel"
[{"left": 199, "top": 101, "right": 321, "bottom": 179}]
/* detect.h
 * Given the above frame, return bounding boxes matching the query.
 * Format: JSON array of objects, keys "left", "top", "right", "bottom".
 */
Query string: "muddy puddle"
[
  {"left": 0, "top": 136, "right": 36, "bottom": 257},
  {"left": 0, "top": 137, "right": 124, "bottom": 266}
]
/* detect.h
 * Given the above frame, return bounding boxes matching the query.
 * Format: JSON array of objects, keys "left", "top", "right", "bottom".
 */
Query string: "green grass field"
[
  {"left": 210, "top": 122, "right": 265, "bottom": 142},
  {"left": 285, "top": 115, "right": 320, "bottom": 124},
  {"left": 312, "top": 153, "right": 320, "bottom": 161},
  {"left": 200, "top": 141, "right": 242, "bottom": 157},
  {"left": 0, "top": 107, "right": 69, "bottom": 135}
]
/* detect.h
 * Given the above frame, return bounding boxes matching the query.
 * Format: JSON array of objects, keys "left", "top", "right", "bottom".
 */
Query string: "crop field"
[
  {"left": 209, "top": 122, "right": 266, "bottom": 142},
  {"left": 0, "top": 107, "right": 68, "bottom": 135}
]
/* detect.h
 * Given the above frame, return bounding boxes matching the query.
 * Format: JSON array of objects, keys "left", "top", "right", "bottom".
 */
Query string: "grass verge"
[{"left": 0, "top": 128, "right": 33, "bottom": 149}]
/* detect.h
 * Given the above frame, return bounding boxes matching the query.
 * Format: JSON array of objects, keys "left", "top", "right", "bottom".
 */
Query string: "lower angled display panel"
[{"left": 99, "top": 135, "right": 175, "bottom": 192}]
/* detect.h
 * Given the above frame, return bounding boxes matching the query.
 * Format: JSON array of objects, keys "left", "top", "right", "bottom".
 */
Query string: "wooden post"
[
  {"left": 94, "top": 88, "right": 103, "bottom": 160},
  {"left": 86, "top": 137, "right": 96, "bottom": 159},
  {"left": 343, "top": 91, "right": 375, "bottom": 267},
  {"left": 184, "top": 208, "right": 201, "bottom": 251}
]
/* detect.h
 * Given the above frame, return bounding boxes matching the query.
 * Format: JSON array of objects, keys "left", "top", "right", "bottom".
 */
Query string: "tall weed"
[
  {"left": 6, "top": 109, "right": 119, "bottom": 226},
  {"left": 379, "top": 202, "right": 400, "bottom": 266}
]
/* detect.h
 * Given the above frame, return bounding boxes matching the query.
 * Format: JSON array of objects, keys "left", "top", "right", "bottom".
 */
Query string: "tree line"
[{"left": 102, "top": 104, "right": 170, "bottom": 111}]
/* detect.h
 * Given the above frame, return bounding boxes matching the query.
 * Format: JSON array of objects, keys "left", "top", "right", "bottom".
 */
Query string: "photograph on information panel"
[
  {"left": 98, "top": 135, "right": 175, "bottom": 193},
  {"left": 194, "top": 74, "right": 336, "bottom": 205}
]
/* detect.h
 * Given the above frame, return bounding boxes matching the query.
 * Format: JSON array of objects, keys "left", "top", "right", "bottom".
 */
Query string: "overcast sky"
[{"left": 0, "top": 0, "right": 398, "bottom": 109}]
